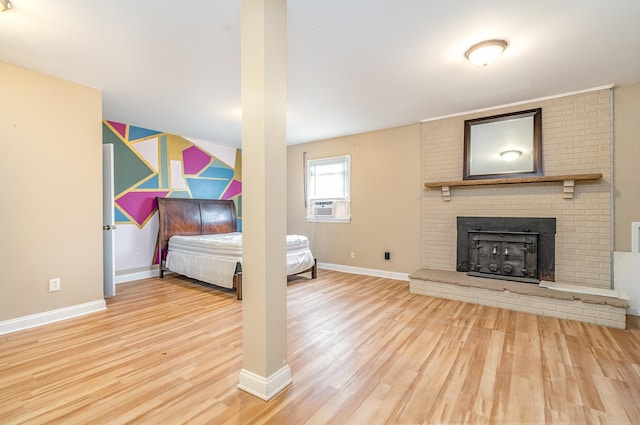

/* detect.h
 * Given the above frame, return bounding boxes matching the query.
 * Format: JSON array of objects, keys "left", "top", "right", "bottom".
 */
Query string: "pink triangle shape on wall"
[
  {"left": 107, "top": 121, "right": 128, "bottom": 139},
  {"left": 222, "top": 179, "right": 242, "bottom": 200},
  {"left": 116, "top": 191, "right": 170, "bottom": 226}
]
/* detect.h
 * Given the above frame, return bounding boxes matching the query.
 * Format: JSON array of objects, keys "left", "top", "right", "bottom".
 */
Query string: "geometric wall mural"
[
  {"left": 103, "top": 120, "right": 243, "bottom": 227},
  {"left": 102, "top": 120, "right": 242, "bottom": 270}
]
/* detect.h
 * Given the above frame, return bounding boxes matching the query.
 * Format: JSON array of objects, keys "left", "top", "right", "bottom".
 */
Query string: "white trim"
[
  {"left": 115, "top": 266, "right": 160, "bottom": 284},
  {"left": 306, "top": 218, "right": 351, "bottom": 223},
  {"left": 238, "top": 365, "right": 292, "bottom": 401},
  {"left": 318, "top": 262, "right": 409, "bottom": 281},
  {"left": 632, "top": 222, "right": 640, "bottom": 253},
  {"left": 0, "top": 299, "right": 107, "bottom": 336},
  {"left": 420, "top": 85, "right": 615, "bottom": 123},
  {"left": 614, "top": 251, "right": 640, "bottom": 316},
  {"left": 609, "top": 89, "right": 615, "bottom": 289}
]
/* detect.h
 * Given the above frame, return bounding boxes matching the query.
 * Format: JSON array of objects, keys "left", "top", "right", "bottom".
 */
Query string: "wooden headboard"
[{"left": 156, "top": 197, "right": 238, "bottom": 262}]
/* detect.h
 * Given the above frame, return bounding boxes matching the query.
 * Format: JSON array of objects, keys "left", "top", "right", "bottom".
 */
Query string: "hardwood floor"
[{"left": 1, "top": 270, "right": 639, "bottom": 424}]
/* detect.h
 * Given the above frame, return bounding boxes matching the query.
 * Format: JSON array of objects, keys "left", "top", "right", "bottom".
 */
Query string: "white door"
[{"left": 102, "top": 144, "right": 116, "bottom": 297}]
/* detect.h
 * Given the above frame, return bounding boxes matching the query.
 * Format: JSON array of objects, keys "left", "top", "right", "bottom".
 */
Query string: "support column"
[{"left": 237, "top": 0, "right": 290, "bottom": 401}]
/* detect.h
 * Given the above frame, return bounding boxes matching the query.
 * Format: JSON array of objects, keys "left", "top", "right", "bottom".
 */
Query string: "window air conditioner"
[{"left": 312, "top": 200, "right": 335, "bottom": 217}]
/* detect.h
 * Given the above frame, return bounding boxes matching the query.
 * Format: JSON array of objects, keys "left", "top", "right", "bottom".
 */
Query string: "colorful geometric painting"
[
  {"left": 103, "top": 120, "right": 242, "bottom": 227},
  {"left": 102, "top": 120, "right": 242, "bottom": 269}
]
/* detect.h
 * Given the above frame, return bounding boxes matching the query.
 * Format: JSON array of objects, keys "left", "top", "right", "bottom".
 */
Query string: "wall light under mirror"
[{"left": 499, "top": 149, "right": 522, "bottom": 162}]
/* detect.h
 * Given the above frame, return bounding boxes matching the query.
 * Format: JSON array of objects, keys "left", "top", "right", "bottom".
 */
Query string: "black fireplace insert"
[{"left": 457, "top": 217, "right": 556, "bottom": 283}]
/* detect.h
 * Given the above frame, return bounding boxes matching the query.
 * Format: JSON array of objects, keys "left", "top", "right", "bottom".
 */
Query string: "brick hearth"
[{"left": 409, "top": 268, "right": 629, "bottom": 329}]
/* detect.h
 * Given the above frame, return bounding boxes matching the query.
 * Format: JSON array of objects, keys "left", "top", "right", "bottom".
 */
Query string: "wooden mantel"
[{"left": 424, "top": 173, "right": 603, "bottom": 201}]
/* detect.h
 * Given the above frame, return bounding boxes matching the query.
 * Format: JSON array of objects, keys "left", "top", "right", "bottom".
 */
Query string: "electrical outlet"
[
  {"left": 48, "top": 278, "right": 61, "bottom": 292},
  {"left": 350, "top": 251, "right": 355, "bottom": 259},
  {"left": 384, "top": 251, "right": 390, "bottom": 260},
  {"left": 135, "top": 252, "right": 141, "bottom": 260}
]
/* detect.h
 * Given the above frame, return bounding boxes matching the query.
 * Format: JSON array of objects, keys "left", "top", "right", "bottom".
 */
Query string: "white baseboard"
[
  {"left": 115, "top": 266, "right": 160, "bottom": 284},
  {"left": 238, "top": 365, "right": 292, "bottom": 401},
  {"left": 0, "top": 299, "right": 107, "bottom": 336},
  {"left": 318, "top": 262, "right": 409, "bottom": 281}
]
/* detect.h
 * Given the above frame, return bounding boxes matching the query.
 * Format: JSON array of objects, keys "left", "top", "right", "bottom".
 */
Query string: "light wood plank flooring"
[{"left": 1, "top": 270, "right": 639, "bottom": 424}]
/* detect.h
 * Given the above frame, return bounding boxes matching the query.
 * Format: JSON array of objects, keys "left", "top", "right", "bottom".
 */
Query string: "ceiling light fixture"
[
  {"left": 0, "top": 0, "right": 12, "bottom": 12},
  {"left": 465, "top": 39, "right": 508, "bottom": 66},
  {"left": 500, "top": 150, "right": 522, "bottom": 161}
]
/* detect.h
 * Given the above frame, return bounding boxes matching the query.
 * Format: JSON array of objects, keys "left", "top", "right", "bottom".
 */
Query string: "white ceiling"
[{"left": 1, "top": 1, "right": 639, "bottom": 148}]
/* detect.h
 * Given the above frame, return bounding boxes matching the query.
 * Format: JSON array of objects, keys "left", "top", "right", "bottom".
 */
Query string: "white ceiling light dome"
[
  {"left": 465, "top": 39, "right": 508, "bottom": 67},
  {"left": 0, "top": 0, "right": 13, "bottom": 12}
]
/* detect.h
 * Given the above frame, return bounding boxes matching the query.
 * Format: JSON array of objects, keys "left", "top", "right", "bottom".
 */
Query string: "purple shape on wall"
[
  {"left": 183, "top": 146, "right": 212, "bottom": 175},
  {"left": 153, "top": 247, "right": 161, "bottom": 265},
  {"left": 107, "top": 121, "right": 127, "bottom": 139},
  {"left": 222, "top": 179, "right": 242, "bottom": 200},
  {"left": 116, "top": 191, "right": 170, "bottom": 226}
]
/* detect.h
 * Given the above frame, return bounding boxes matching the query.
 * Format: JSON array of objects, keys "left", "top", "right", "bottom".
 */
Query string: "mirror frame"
[{"left": 463, "top": 108, "right": 542, "bottom": 180}]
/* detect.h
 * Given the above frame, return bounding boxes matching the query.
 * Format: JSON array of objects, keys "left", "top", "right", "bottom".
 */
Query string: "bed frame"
[{"left": 156, "top": 197, "right": 317, "bottom": 300}]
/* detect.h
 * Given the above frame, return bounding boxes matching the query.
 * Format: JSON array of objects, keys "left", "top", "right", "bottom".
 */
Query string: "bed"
[{"left": 156, "top": 197, "right": 317, "bottom": 300}]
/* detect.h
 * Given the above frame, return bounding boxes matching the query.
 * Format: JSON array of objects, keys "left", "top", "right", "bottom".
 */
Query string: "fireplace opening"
[{"left": 457, "top": 217, "right": 556, "bottom": 283}]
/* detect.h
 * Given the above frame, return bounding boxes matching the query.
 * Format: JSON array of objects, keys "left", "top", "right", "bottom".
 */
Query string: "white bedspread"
[{"left": 165, "top": 232, "right": 315, "bottom": 288}]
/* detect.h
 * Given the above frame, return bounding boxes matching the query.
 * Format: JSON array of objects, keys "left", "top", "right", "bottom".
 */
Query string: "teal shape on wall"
[
  {"left": 103, "top": 124, "right": 154, "bottom": 196},
  {"left": 137, "top": 175, "right": 159, "bottom": 189},
  {"left": 168, "top": 191, "right": 191, "bottom": 198},
  {"left": 114, "top": 207, "right": 130, "bottom": 223},
  {"left": 200, "top": 164, "right": 235, "bottom": 179},
  {"left": 186, "top": 178, "right": 230, "bottom": 199},
  {"left": 128, "top": 125, "right": 162, "bottom": 141}
]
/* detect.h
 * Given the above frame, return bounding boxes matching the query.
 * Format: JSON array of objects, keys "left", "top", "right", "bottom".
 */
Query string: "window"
[{"left": 306, "top": 155, "right": 350, "bottom": 223}]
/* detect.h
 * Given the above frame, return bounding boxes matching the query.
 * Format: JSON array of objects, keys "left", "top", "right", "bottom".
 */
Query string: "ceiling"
[{"left": 1, "top": 1, "right": 639, "bottom": 148}]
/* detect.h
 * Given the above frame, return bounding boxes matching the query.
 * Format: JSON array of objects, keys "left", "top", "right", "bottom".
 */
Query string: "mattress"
[{"left": 165, "top": 232, "right": 315, "bottom": 289}]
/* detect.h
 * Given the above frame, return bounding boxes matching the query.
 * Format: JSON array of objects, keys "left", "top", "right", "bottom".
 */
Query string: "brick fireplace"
[{"left": 413, "top": 88, "right": 630, "bottom": 328}]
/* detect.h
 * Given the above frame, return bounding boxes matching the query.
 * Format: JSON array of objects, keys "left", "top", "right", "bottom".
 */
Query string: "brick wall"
[{"left": 422, "top": 88, "right": 612, "bottom": 289}]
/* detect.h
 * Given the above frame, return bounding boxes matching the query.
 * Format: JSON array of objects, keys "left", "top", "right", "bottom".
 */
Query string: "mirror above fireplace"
[{"left": 463, "top": 108, "right": 542, "bottom": 180}]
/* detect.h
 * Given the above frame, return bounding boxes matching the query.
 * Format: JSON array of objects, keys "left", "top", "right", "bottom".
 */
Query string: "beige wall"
[
  {"left": 287, "top": 86, "right": 638, "bottom": 290},
  {"left": 613, "top": 84, "right": 640, "bottom": 252},
  {"left": 287, "top": 124, "right": 422, "bottom": 274},
  {"left": 422, "top": 88, "right": 613, "bottom": 289},
  {"left": 0, "top": 62, "right": 104, "bottom": 322}
]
